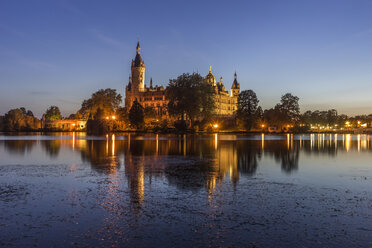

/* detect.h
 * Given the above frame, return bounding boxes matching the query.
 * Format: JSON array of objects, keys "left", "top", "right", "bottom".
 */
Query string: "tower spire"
[
  {"left": 136, "top": 41, "right": 141, "bottom": 55},
  {"left": 209, "top": 65, "right": 212, "bottom": 73}
]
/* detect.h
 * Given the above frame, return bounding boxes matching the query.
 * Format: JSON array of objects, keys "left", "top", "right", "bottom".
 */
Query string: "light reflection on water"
[
  {"left": 1, "top": 133, "right": 372, "bottom": 188},
  {"left": 0, "top": 133, "right": 371, "bottom": 247}
]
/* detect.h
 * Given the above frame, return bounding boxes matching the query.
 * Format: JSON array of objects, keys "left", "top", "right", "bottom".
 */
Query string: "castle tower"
[
  {"left": 131, "top": 41, "right": 145, "bottom": 92},
  {"left": 205, "top": 66, "right": 217, "bottom": 86},
  {"left": 231, "top": 72, "right": 240, "bottom": 97}
]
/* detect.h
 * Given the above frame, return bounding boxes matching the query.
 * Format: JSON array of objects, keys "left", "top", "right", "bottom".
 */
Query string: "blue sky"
[{"left": 1, "top": 0, "right": 372, "bottom": 117}]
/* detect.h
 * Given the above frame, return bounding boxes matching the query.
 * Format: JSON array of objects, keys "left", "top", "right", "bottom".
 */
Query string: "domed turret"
[{"left": 205, "top": 66, "right": 216, "bottom": 86}]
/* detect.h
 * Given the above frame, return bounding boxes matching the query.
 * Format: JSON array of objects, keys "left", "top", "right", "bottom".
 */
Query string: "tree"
[
  {"left": 115, "top": 106, "right": 128, "bottom": 120},
  {"left": 78, "top": 88, "right": 122, "bottom": 119},
  {"left": 301, "top": 109, "right": 340, "bottom": 127},
  {"left": 144, "top": 107, "right": 157, "bottom": 122},
  {"left": 263, "top": 106, "right": 287, "bottom": 129},
  {"left": 45, "top": 106, "right": 62, "bottom": 120},
  {"left": 277, "top": 93, "right": 300, "bottom": 123},
  {"left": 3, "top": 108, "right": 40, "bottom": 131},
  {"left": 20, "top": 107, "right": 26, "bottom": 116},
  {"left": 26, "top": 110, "right": 34, "bottom": 117},
  {"left": 237, "top": 90, "right": 260, "bottom": 129},
  {"left": 129, "top": 100, "right": 144, "bottom": 129},
  {"left": 327, "top": 109, "right": 338, "bottom": 126},
  {"left": 166, "top": 73, "right": 215, "bottom": 127},
  {"left": 4, "top": 109, "right": 24, "bottom": 130}
]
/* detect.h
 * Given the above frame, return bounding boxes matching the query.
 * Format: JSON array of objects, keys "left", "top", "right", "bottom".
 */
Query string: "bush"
[{"left": 174, "top": 120, "right": 187, "bottom": 132}]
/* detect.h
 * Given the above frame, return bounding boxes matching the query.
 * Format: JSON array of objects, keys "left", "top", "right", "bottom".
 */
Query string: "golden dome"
[{"left": 205, "top": 66, "right": 216, "bottom": 86}]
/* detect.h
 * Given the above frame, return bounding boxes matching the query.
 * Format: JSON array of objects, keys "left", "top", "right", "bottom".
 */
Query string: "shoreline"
[{"left": 1, "top": 130, "right": 371, "bottom": 135}]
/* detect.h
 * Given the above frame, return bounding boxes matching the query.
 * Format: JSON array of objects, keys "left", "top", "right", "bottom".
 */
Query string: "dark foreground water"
[{"left": 0, "top": 133, "right": 371, "bottom": 247}]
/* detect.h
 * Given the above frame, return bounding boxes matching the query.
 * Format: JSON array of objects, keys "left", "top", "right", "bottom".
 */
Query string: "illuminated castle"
[
  {"left": 204, "top": 66, "right": 240, "bottom": 115},
  {"left": 125, "top": 42, "right": 168, "bottom": 116},
  {"left": 124, "top": 42, "right": 240, "bottom": 117}
]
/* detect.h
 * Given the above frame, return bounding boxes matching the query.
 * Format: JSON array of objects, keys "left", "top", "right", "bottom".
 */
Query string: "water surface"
[{"left": 0, "top": 133, "right": 371, "bottom": 247}]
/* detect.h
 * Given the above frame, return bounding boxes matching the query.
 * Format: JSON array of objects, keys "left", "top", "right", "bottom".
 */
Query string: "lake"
[{"left": 0, "top": 133, "right": 371, "bottom": 247}]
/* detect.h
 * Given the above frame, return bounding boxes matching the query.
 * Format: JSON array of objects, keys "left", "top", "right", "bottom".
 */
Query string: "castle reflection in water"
[{"left": 3, "top": 133, "right": 372, "bottom": 206}]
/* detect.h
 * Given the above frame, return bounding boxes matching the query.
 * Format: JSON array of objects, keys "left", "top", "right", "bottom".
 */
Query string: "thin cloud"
[
  {"left": 57, "top": 98, "right": 81, "bottom": 105},
  {"left": 0, "top": 45, "right": 57, "bottom": 70},
  {"left": 354, "top": 28, "right": 372, "bottom": 38},
  {"left": 90, "top": 29, "right": 129, "bottom": 51},
  {"left": 29, "top": 91, "right": 51, "bottom": 95},
  {"left": 0, "top": 24, "right": 27, "bottom": 38},
  {"left": 19, "top": 59, "right": 57, "bottom": 70},
  {"left": 57, "top": 0, "right": 85, "bottom": 16}
]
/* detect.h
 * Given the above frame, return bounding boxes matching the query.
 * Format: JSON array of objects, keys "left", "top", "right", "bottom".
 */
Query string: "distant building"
[
  {"left": 124, "top": 42, "right": 240, "bottom": 117},
  {"left": 0, "top": 116, "right": 4, "bottom": 131},
  {"left": 41, "top": 116, "right": 87, "bottom": 131}
]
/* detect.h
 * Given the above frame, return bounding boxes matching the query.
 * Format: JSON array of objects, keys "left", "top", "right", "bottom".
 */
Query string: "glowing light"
[
  {"left": 106, "top": 135, "right": 109, "bottom": 155},
  {"left": 261, "top": 124, "right": 265, "bottom": 128},
  {"left": 156, "top": 134, "right": 159, "bottom": 154},
  {"left": 361, "top": 135, "right": 367, "bottom": 150},
  {"left": 112, "top": 134, "right": 115, "bottom": 155},
  {"left": 213, "top": 124, "right": 219, "bottom": 128},
  {"left": 106, "top": 116, "right": 109, "bottom": 120},
  {"left": 112, "top": 116, "right": 116, "bottom": 120},
  {"left": 72, "top": 132, "right": 75, "bottom": 151},
  {"left": 335, "top": 134, "right": 337, "bottom": 149},
  {"left": 345, "top": 134, "right": 351, "bottom": 152},
  {"left": 214, "top": 133, "right": 218, "bottom": 150},
  {"left": 361, "top": 123, "right": 367, "bottom": 127}
]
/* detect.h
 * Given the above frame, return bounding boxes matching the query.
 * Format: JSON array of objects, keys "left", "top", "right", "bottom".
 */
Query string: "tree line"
[{"left": 0, "top": 72, "right": 370, "bottom": 132}]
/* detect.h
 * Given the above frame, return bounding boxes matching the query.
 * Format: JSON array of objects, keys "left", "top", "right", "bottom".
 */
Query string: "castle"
[{"left": 125, "top": 42, "right": 240, "bottom": 117}]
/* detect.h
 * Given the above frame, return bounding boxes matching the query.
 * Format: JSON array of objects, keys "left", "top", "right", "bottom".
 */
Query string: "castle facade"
[{"left": 125, "top": 42, "right": 240, "bottom": 117}]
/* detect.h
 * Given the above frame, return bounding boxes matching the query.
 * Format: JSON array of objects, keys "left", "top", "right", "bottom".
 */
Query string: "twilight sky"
[{"left": 1, "top": 0, "right": 372, "bottom": 117}]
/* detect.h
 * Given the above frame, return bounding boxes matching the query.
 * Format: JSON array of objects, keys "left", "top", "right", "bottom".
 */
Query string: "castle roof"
[
  {"left": 231, "top": 72, "right": 240, "bottom": 89},
  {"left": 132, "top": 41, "right": 144, "bottom": 67},
  {"left": 205, "top": 66, "right": 216, "bottom": 85}
]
